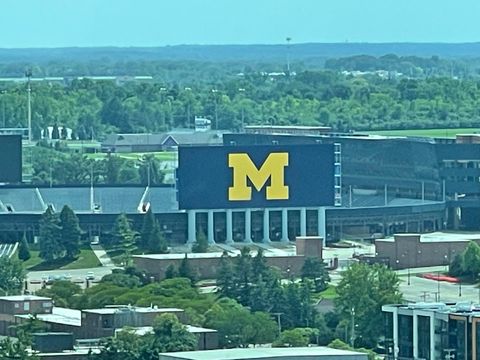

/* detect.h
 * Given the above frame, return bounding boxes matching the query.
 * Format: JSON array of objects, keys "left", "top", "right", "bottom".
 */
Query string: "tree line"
[{"left": 3, "top": 65, "right": 480, "bottom": 140}]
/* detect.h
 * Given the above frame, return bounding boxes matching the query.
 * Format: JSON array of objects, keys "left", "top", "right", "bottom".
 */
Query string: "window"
[{"left": 23, "top": 302, "right": 29, "bottom": 311}]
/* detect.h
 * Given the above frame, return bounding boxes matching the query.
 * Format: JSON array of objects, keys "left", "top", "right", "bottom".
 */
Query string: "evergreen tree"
[
  {"left": 217, "top": 252, "right": 236, "bottom": 299},
  {"left": 60, "top": 205, "right": 82, "bottom": 259},
  {"left": 147, "top": 220, "right": 168, "bottom": 254},
  {"left": 51, "top": 123, "right": 60, "bottom": 139},
  {"left": 165, "top": 264, "right": 178, "bottom": 279},
  {"left": 39, "top": 205, "right": 63, "bottom": 262},
  {"left": 140, "top": 208, "right": 156, "bottom": 249},
  {"left": 192, "top": 228, "right": 208, "bottom": 253},
  {"left": 18, "top": 233, "right": 31, "bottom": 261},
  {"left": 112, "top": 213, "right": 138, "bottom": 248},
  {"left": 301, "top": 258, "right": 331, "bottom": 292},
  {"left": 252, "top": 248, "right": 268, "bottom": 282},
  {"left": 233, "top": 247, "right": 252, "bottom": 306},
  {"left": 178, "top": 254, "right": 196, "bottom": 283}
]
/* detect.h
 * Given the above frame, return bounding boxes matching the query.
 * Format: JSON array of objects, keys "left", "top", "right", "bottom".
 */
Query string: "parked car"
[{"left": 85, "top": 271, "right": 95, "bottom": 280}]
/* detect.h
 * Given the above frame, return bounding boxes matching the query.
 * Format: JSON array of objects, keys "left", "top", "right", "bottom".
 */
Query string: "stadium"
[{"left": 0, "top": 126, "right": 477, "bottom": 248}]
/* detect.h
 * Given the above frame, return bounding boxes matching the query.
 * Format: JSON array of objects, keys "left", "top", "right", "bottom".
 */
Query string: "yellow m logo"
[{"left": 228, "top": 152, "right": 289, "bottom": 201}]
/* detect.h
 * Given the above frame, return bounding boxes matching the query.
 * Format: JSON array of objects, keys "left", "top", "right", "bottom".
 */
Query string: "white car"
[{"left": 85, "top": 272, "right": 95, "bottom": 280}]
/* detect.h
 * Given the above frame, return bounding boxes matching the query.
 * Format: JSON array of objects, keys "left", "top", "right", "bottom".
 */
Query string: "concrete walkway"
[{"left": 90, "top": 244, "right": 115, "bottom": 267}]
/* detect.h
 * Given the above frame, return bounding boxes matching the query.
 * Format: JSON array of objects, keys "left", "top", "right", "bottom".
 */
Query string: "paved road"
[{"left": 330, "top": 266, "right": 477, "bottom": 303}]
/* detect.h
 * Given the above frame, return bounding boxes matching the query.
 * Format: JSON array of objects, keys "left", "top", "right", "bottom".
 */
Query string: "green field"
[
  {"left": 23, "top": 249, "right": 101, "bottom": 271},
  {"left": 362, "top": 128, "right": 480, "bottom": 138}
]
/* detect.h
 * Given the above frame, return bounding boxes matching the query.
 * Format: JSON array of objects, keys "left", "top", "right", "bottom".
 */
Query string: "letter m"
[{"left": 228, "top": 152, "right": 289, "bottom": 201}]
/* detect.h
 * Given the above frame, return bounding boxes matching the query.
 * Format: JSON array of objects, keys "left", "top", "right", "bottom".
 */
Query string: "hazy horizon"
[{"left": 1, "top": 0, "right": 480, "bottom": 48}]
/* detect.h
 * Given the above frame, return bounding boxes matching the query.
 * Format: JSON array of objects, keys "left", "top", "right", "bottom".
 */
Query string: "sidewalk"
[{"left": 90, "top": 244, "right": 115, "bottom": 267}]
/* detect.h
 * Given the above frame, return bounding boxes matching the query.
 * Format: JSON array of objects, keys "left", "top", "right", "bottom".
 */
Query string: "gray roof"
[
  {"left": 0, "top": 186, "right": 178, "bottom": 214},
  {"left": 102, "top": 131, "right": 224, "bottom": 147},
  {"left": 158, "top": 347, "right": 368, "bottom": 360}
]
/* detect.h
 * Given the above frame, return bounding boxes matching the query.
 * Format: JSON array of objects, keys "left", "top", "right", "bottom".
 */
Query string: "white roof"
[
  {"left": 116, "top": 325, "right": 217, "bottom": 337},
  {"left": 0, "top": 295, "right": 51, "bottom": 301},
  {"left": 379, "top": 232, "right": 480, "bottom": 243},
  {"left": 16, "top": 307, "right": 81, "bottom": 327},
  {"left": 83, "top": 307, "right": 183, "bottom": 315},
  {"left": 158, "top": 347, "right": 367, "bottom": 360},
  {"left": 134, "top": 248, "right": 297, "bottom": 260}
]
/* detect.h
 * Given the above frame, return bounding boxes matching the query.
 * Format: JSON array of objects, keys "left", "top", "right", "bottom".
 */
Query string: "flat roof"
[
  {"left": 0, "top": 295, "right": 51, "bottom": 301},
  {"left": 378, "top": 231, "right": 480, "bottom": 243},
  {"left": 82, "top": 307, "right": 183, "bottom": 315},
  {"left": 158, "top": 347, "right": 367, "bottom": 360},
  {"left": 134, "top": 247, "right": 298, "bottom": 260},
  {"left": 117, "top": 325, "right": 217, "bottom": 337},
  {"left": 17, "top": 307, "right": 81, "bottom": 327}
]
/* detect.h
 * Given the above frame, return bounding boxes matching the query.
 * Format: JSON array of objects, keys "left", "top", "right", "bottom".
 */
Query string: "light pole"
[
  {"left": 458, "top": 281, "right": 462, "bottom": 297},
  {"left": 437, "top": 271, "right": 441, "bottom": 302},
  {"left": 407, "top": 267, "right": 411, "bottom": 285},
  {"left": 0, "top": 89, "right": 6, "bottom": 128},
  {"left": 25, "top": 69, "right": 32, "bottom": 143},
  {"left": 238, "top": 88, "right": 245, "bottom": 130},
  {"left": 184, "top": 87, "right": 192, "bottom": 129},
  {"left": 212, "top": 89, "right": 218, "bottom": 130},
  {"left": 350, "top": 307, "right": 355, "bottom": 347},
  {"left": 272, "top": 312, "right": 282, "bottom": 337}
]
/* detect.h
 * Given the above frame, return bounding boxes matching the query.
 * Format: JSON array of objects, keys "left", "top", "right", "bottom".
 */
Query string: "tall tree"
[
  {"left": 147, "top": 220, "right": 168, "bottom": 254},
  {"left": 301, "top": 258, "right": 331, "bottom": 292},
  {"left": 140, "top": 208, "right": 155, "bottom": 249},
  {"left": 60, "top": 205, "right": 82, "bottom": 259},
  {"left": 192, "top": 229, "right": 208, "bottom": 253},
  {"left": 335, "top": 263, "right": 402, "bottom": 348},
  {"left": 463, "top": 241, "right": 480, "bottom": 280},
  {"left": 178, "top": 254, "right": 196, "bottom": 283},
  {"left": 148, "top": 313, "right": 197, "bottom": 353},
  {"left": 18, "top": 232, "right": 31, "bottom": 261},
  {"left": 0, "top": 256, "right": 25, "bottom": 295},
  {"left": 39, "top": 205, "right": 63, "bottom": 262},
  {"left": 217, "top": 252, "right": 236, "bottom": 299},
  {"left": 112, "top": 213, "right": 138, "bottom": 248}
]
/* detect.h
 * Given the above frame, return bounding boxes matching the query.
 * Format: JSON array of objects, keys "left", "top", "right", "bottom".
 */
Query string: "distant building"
[
  {"left": 375, "top": 232, "right": 480, "bottom": 269},
  {"left": 101, "top": 130, "right": 223, "bottom": 153}
]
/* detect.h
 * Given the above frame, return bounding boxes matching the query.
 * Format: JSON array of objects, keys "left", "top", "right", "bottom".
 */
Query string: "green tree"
[
  {"left": 0, "top": 336, "right": 35, "bottom": 360},
  {"left": 204, "top": 298, "right": 276, "bottom": 348},
  {"left": 112, "top": 213, "right": 138, "bottom": 248},
  {"left": 165, "top": 264, "right": 178, "bottom": 279},
  {"left": 272, "top": 328, "right": 312, "bottom": 347},
  {"left": 60, "top": 205, "right": 82, "bottom": 259},
  {"left": 178, "top": 254, "right": 196, "bottom": 283},
  {"left": 301, "top": 258, "right": 330, "bottom": 292},
  {"left": 217, "top": 252, "right": 236, "bottom": 299},
  {"left": 39, "top": 205, "right": 63, "bottom": 262},
  {"left": 463, "top": 241, "right": 480, "bottom": 280},
  {"left": 328, "top": 339, "right": 376, "bottom": 360},
  {"left": 147, "top": 313, "right": 197, "bottom": 353},
  {"left": 18, "top": 233, "right": 31, "bottom": 261},
  {"left": 191, "top": 229, "right": 208, "bottom": 253},
  {"left": 335, "top": 263, "right": 402, "bottom": 348},
  {"left": 449, "top": 253, "right": 465, "bottom": 277},
  {"left": 37, "top": 280, "right": 82, "bottom": 307},
  {"left": 0, "top": 256, "right": 25, "bottom": 295},
  {"left": 139, "top": 207, "right": 167, "bottom": 253},
  {"left": 98, "top": 328, "right": 143, "bottom": 360}
]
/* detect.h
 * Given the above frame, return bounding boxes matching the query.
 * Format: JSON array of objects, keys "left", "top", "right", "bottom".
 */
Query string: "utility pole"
[
  {"left": 212, "top": 89, "right": 219, "bottom": 130},
  {"left": 273, "top": 312, "right": 282, "bottom": 337},
  {"left": 25, "top": 69, "right": 32, "bottom": 143}
]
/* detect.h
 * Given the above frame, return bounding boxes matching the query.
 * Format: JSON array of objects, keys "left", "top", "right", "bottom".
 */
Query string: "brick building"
[{"left": 375, "top": 232, "right": 480, "bottom": 269}]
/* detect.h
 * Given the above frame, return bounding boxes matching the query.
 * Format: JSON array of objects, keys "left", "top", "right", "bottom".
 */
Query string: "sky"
[{"left": 1, "top": 0, "right": 480, "bottom": 48}]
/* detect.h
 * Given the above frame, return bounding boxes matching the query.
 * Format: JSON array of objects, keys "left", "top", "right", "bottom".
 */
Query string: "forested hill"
[{"left": 3, "top": 42, "right": 480, "bottom": 64}]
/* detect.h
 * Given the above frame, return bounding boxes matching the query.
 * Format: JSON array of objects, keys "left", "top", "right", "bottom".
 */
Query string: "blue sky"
[{"left": 1, "top": 0, "right": 480, "bottom": 47}]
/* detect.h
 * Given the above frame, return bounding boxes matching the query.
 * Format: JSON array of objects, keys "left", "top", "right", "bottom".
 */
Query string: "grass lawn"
[
  {"left": 362, "top": 128, "right": 480, "bottom": 138},
  {"left": 24, "top": 248, "right": 101, "bottom": 271},
  {"left": 312, "top": 285, "right": 337, "bottom": 301}
]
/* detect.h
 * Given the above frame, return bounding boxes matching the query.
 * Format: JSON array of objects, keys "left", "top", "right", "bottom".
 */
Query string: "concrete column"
[
  {"left": 317, "top": 207, "right": 326, "bottom": 247},
  {"left": 226, "top": 209, "right": 233, "bottom": 244},
  {"left": 281, "top": 208, "right": 289, "bottom": 242},
  {"left": 207, "top": 210, "right": 215, "bottom": 244},
  {"left": 263, "top": 209, "right": 270, "bottom": 243},
  {"left": 244, "top": 209, "right": 252, "bottom": 243},
  {"left": 413, "top": 313, "right": 418, "bottom": 359},
  {"left": 300, "top": 207, "right": 307, "bottom": 237},
  {"left": 429, "top": 314, "right": 435, "bottom": 360},
  {"left": 393, "top": 307, "right": 399, "bottom": 360},
  {"left": 187, "top": 210, "right": 196, "bottom": 244}
]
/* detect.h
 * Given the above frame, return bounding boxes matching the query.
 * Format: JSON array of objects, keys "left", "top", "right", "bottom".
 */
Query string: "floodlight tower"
[
  {"left": 286, "top": 37, "right": 292, "bottom": 75},
  {"left": 25, "top": 69, "right": 32, "bottom": 143}
]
